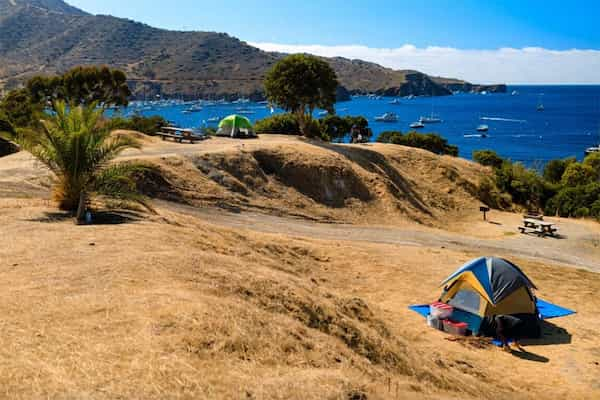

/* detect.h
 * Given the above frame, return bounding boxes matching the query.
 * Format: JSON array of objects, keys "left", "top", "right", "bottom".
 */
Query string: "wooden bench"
[
  {"left": 524, "top": 213, "right": 544, "bottom": 221},
  {"left": 155, "top": 127, "right": 207, "bottom": 144}
]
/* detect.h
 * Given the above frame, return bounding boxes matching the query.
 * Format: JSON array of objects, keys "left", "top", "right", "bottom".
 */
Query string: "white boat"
[
  {"left": 464, "top": 133, "right": 488, "bottom": 138},
  {"left": 184, "top": 105, "right": 203, "bottom": 113},
  {"left": 389, "top": 98, "right": 401, "bottom": 105},
  {"left": 207, "top": 117, "right": 221, "bottom": 123},
  {"left": 511, "top": 90, "right": 519, "bottom": 96},
  {"left": 585, "top": 145, "right": 600, "bottom": 156},
  {"left": 410, "top": 121, "right": 425, "bottom": 129},
  {"left": 586, "top": 130, "right": 600, "bottom": 156},
  {"left": 318, "top": 110, "right": 329, "bottom": 116},
  {"left": 419, "top": 114, "right": 442, "bottom": 124},
  {"left": 375, "top": 112, "right": 398, "bottom": 122},
  {"left": 476, "top": 124, "right": 489, "bottom": 132}
]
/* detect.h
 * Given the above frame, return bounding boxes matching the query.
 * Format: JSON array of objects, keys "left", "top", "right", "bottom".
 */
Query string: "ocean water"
[{"left": 115, "top": 85, "right": 600, "bottom": 165}]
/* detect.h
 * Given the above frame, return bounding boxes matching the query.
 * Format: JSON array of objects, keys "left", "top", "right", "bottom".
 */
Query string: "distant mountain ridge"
[{"left": 0, "top": 0, "right": 506, "bottom": 100}]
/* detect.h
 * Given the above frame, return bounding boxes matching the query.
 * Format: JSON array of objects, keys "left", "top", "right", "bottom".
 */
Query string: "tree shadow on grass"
[{"left": 27, "top": 210, "right": 143, "bottom": 225}]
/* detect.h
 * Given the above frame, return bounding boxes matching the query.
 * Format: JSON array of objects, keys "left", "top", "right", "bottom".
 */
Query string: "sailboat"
[
  {"left": 536, "top": 94, "right": 545, "bottom": 111},
  {"left": 419, "top": 102, "right": 442, "bottom": 123}
]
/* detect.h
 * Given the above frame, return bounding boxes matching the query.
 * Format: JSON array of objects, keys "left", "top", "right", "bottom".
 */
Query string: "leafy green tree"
[
  {"left": 591, "top": 199, "right": 600, "bottom": 219},
  {"left": 319, "top": 115, "right": 351, "bottom": 141},
  {"left": 583, "top": 152, "right": 600, "bottom": 180},
  {"left": 543, "top": 157, "right": 576, "bottom": 184},
  {"left": 0, "top": 88, "right": 44, "bottom": 129},
  {"left": 27, "top": 66, "right": 131, "bottom": 110},
  {"left": 561, "top": 163, "right": 596, "bottom": 187},
  {"left": 20, "top": 101, "right": 149, "bottom": 222},
  {"left": 473, "top": 150, "right": 504, "bottom": 169},
  {"left": 0, "top": 110, "right": 15, "bottom": 136},
  {"left": 264, "top": 54, "right": 338, "bottom": 137}
]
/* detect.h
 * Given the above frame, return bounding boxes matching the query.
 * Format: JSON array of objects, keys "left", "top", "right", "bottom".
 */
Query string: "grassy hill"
[
  {"left": 0, "top": 133, "right": 598, "bottom": 399},
  {"left": 0, "top": 0, "right": 505, "bottom": 99}
]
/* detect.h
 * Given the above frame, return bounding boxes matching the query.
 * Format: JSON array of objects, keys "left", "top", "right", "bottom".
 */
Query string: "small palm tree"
[{"left": 22, "top": 101, "right": 150, "bottom": 221}]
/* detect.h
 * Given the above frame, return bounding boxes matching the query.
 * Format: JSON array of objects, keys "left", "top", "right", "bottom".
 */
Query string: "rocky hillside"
[{"left": 0, "top": 0, "right": 505, "bottom": 99}]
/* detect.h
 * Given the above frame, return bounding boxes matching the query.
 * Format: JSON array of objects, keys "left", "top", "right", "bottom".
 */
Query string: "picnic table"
[
  {"left": 519, "top": 218, "right": 558, "bottom": 237},
  {"left": 155, "top": 127, "right": 207, "bottom": 143}
]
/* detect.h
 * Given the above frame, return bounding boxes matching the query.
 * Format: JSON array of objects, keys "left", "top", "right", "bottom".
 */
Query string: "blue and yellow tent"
[{"left": 439, "top": 257, "right": 538, "bottom": 317}]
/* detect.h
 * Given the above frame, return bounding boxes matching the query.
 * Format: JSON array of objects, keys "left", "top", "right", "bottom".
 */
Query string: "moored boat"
[{"left": 375, "top": 112, "right": 398, "bottom": 122}]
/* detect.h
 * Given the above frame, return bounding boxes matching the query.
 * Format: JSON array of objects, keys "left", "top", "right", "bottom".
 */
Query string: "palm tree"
[{"left": 22, "top": 101, "right": 150, "bottom": 222}]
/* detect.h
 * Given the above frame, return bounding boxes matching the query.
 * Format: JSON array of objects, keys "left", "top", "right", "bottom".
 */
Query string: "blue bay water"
[{"left": 116, "top": 85, "right": 600, "bottom": 165}]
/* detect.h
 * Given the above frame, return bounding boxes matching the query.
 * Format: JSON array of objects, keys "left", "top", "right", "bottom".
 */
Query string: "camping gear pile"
[
  {"left": 423, "top": 257, "right": 543, "bottom": 337},
  {"left": 217, "top": 115, "right": 257, "bottom": 138}
]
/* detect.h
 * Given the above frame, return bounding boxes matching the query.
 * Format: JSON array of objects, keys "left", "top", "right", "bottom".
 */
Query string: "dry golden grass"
[{"left": 1, "top": 134, "right": 599, "bottom": 399}]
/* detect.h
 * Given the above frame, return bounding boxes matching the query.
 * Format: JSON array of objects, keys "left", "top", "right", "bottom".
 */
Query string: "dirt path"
[{"left": 159, "top": 201, "right": 600, "bottom": 272}]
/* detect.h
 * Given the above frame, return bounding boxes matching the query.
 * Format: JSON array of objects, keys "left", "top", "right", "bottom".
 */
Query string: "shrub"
[
  {"left": 376, "top": 131, "right": 403, "bottom": 144},
  {"left": 544, "top": 183, "right": 600, "bottom": 217},
  {"left": 583, "top": 152, "right": 600, "bottom": 180},
  {"left": 473, "top": 150, "right": 504, "bottom": 169},
  {"left": 575, "top": 207, "right": 590, "bottom": 218},
  {"left": 544, "top": 158, "right": 576, "bottom": 184},
  {"left": 106, "top": 115, "right": 167, "bottom": 135},
  {"left": 495, "top": 161, "right": 547, "bottom": 209},
  {"left": 0, "top": 110, "right": 15, "bottom": 136},
  {"left": 591, "top": 199, "right": 600, "bottom": 219},
  {"left": 376, "top": 131, "right": 458, "bottom": 156},
  {"left": 561, "top": 163, "right": 596, "bottom": 187},
  {"left": 254, "top": 113, "right": 300, "bottom": 135},
  {"left": 0, "top": 88, "right": 43, "bottom": 129},
  {"left": 476, "top": 176, "right": 512, "bottom": 210},
  {"left": 320, "top": 115, "right": 371, "bottom": 142}
]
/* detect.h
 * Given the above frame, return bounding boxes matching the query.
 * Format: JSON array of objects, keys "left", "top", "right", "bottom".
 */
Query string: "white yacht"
[
  {"left": 476, "top": 124, "right": 489, "bottom": 132},
  {"left": 420, "top": 114, "right": 442, "bottom": 124},
  {"left": 585, "top": 145, "right": 600, "bottom": 156},
  {"left": 586, "top": 131, "right": 600, "bottom": 156},
  {"left": 375, "top": 112, "right": 398, "bottom": 122},
  {"left": 389, "top": 98, "right": 401, "bottom": 105},
  {"left": 410, "top": 121, "right": 425, "bottom": 129}
]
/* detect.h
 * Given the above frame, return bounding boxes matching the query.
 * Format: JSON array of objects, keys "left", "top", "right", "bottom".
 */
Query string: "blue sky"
[
  {"left": 68, "top": 0, "right": 600, "bottom": 49},
  {"left": 67, "top": 0, "right": 600, "bottom": 83}
]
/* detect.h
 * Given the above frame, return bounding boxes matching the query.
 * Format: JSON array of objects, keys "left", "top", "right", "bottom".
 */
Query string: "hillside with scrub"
[{"left": 0, "top": 0, "right": 504, "bottom": 99}]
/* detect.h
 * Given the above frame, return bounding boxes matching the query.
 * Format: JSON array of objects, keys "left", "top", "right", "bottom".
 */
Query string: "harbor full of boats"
[{"left": 106, "top": 86, "right": 600, "bottom": 163}]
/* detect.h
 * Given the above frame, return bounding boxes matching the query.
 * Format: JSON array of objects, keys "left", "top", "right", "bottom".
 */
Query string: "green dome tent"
[{"left": 217, "top": 115, "right": 256, "bottom": 138}]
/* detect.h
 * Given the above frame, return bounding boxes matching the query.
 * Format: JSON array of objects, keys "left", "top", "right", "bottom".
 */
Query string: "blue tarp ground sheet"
[
  {"left": 408, "top": 299, "right": 575, "bottom": 320},
  {"left": 409, "top": 299, "right": 575, "bottom": 346}
]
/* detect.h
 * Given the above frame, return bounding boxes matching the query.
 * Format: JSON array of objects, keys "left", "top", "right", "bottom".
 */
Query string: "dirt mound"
[{"left": 140, "top": 138, "right": 491, "bottom": 227}]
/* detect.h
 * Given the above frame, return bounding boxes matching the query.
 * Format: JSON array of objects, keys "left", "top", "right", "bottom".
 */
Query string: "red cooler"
[{"left": 442, "top": 320, "right": 468, "bottom": 336}]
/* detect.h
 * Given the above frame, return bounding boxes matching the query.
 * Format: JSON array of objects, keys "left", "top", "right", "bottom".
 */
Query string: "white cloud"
[{"left": 249, "top": 42, "right": 600, "bottom": 84}]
